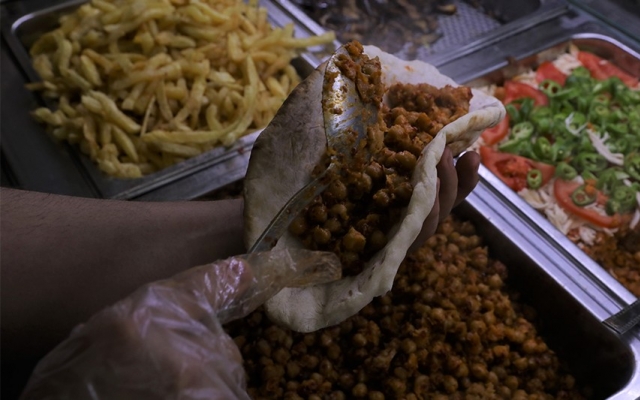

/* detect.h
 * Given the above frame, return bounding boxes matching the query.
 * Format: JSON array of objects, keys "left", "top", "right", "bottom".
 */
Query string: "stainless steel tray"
[
  {"left": 0, "top": 0, "right": 329, "bottom": 200},
  {"left": 569, "top": 0, "right": 640, "bottom": 42},
  {"left": 436, "top": 18, "right": 639, "bottom": 304},
  {"left": 458, "top": 182, "right": 640, "bottom": 399},
  {"left": 273, "top": 0, "right": 568, "bottom": 67}
]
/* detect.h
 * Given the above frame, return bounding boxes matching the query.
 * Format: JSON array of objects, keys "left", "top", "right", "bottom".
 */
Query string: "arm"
[{"left": 1, "top": 188, "right": 245, "bottom": 361}]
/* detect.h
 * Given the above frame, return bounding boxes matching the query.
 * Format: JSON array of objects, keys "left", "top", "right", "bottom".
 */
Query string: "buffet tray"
[
  {"left": 275, "top": 0, "right": 569, "bottom": 67},
  {"left": 0, "top": 0, "right": 330, "bottom": 200},
  {"left": 456, "top": 183, "right": 640, "bottom": 399},
  {"left": 568, "top": 0, "right": 640, "bottom": 43}
]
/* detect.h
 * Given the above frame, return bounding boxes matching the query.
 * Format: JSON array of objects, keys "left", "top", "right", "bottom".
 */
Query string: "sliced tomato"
[
  {"left": 577, "top": 51, "right": 639, "bottom": 88},
  {"left": 503, "top": 80, "right": 548, "bottom": 107},
  {"left": 481, "top": 115, "right": 510, "bottom": 145},
  {"left": 553, "top": 179, "right": 625, "bottom": 228},
  {"left": 536, "top": 61, "right": 567, "bottom": 85},
  {"left": 480, "top": 146, "right": 555, "bottom": 192}
]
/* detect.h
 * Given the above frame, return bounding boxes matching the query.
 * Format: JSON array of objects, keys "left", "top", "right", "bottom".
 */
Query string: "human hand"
[
  {"left": 20, "top": 249, "right": 340, "bottom": 400},
  {"left": 411, "top": 147, "right": 480, "bottom": 251}
]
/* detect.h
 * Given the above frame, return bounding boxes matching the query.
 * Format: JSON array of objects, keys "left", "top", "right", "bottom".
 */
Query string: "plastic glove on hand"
[{"left": 20, "top": 249, "right": 340, "bottom": 400}]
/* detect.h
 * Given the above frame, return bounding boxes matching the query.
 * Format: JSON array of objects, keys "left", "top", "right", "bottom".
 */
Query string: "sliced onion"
[{"left": 587, "top": 129, "right": 624, "bottom": 166}]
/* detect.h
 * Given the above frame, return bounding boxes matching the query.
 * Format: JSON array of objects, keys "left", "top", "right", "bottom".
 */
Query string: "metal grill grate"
[{"left": 397, "top": 0, "right": 502, "bottom": 61}]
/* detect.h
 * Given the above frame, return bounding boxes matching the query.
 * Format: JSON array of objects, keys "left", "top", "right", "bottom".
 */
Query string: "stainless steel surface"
[
  {"left": 433, "top": 16, "right": 640, "bottom": 397},
  {"left": 0, "top": 0, "right": 328, "bottom": 200},
  {"left": 452, "top": 31, "right": 640, "bottom": 308},
  {"left": 459, "top": 182, "right": 640, "bottom": 399},
  {"left": 605, "top": 300, "right": 640, "bottom": 335},
  {"left": 250, "top": 44, "right": 378, "bottom": 253},
  {"left": 569, "top": 0, "right": 640, "bottom": 42},
  {"left": 276, "top": 0, "right": 568, "bottom": 67}
]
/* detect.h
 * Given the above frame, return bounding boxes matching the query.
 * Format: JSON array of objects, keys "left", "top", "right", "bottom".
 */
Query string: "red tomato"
[
  {"left": 553, "top": 179, "right": 624, "bottom": 228},
  {"left": 481, "top": 115, "right": 510, "bottom": 145},
  {"left": 480, "top": 147, "right": 555, "bottom": 192},
  {"left": 503, "top": 81, "right": 548, "bottom": 107},
  {"left": 577, "top": 51, "right": 639, "bottom": 88},
  {"left": 536, "top": 61, "right": 567, "bottom": 85}
]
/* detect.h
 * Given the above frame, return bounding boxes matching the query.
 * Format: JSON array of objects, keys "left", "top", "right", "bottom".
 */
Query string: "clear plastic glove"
[{"left": 20, "top": 249, "right": 341, "bottom": 400}]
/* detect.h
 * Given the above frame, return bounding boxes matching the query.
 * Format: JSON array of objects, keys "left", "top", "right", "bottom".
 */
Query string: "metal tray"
[
  {"left": 568, "top": 0, "right": 640, "bottom": 43},
  {"left": 457, "top": 183, "right": 640, "bottom": 399},
  {"left": 273, "top": 0, "right": 568, "bottom": 67},
  {"left": 0, "top": 0, "right": 328, "bottom": 200},
  {"left": 436, "top": 18, "right": 640, "bottom": 306}
]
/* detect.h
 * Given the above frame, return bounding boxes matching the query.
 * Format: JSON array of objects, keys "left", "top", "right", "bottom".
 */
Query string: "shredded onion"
[
  {"left": 564, "top": 113, "right": 586, "bottom": 136},
  {"left": 587, "top": 129, "right": 624, "bottom": 166}
]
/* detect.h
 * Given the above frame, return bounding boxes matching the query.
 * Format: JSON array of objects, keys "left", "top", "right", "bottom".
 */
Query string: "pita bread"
[{"left": 243, "top": 45, "right": 505, "bottom": 332}]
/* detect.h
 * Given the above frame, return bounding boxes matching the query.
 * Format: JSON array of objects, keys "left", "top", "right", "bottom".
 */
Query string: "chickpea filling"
[
  {"left": 227, "top": 216, "right": 585, "bottom": 399},
  {"left": 290, "top": 45, "right": 473, "bottom": 276}
]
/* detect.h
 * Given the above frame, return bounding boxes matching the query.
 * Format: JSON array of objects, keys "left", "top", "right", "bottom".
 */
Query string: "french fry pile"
[{"left": 28, "top": 0, "right": 335, "bottom": 178}]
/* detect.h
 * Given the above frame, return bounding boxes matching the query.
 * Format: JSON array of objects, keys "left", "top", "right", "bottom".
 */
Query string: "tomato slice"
[
  {"left": 553, "top": 179, "right": 623, "bottom": 228},
  {"left": 480, "top": 147, "right": 555, "bottom": 191},
  {"left": 536, "top": 61, "right": 567, "bottom": 86},
  {"left": 577, "top": 51, "right": 639, "bottom": 88},
  {"left": 503, "top": 81, "right": 548, "bottom": 107},
  {"left": 481, "top": 115, "right": 510, "bottom": 145}
]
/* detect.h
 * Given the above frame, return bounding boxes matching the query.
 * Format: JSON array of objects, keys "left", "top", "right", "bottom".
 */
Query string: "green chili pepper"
[
  {"left": 512, "top": 121, "right": 535, "bottom": 140},
  {"left": 597, "top": 168, "right": 624, "bottom": 195},
  {"left": 606, "top": 186, "right": 637, "bottom": 215},
  {"left": 573, "top": 153, "right": 608, "bottom": 173},
  {"left": 607, "top": 122, "right": 629, "bottom": 138},
  {"left": 570, "top": 66, "right": 591, "bottom": 79},
  {"left": 530, "top": 106, "right": 553, "bottom": 133},
  {"left": 565, "top": 112, "right": 587, "bottom": 133},
  {"left": 625, "top": 153, "right": 640, "bottom": 180},
  {"left": 554, "top": 88, "right": 579, "bottom": 102},
  {"left": 582, "top": 170, "right": 598, "bottom": 182},
  {"left": 571, "top": 185, "right": 597, "bottom": 207},
  {"left": 506, "top": 103, "right": 521, "bottom": 125},
  {"left": 556, "top": 162, "right": 578, "bottom": 180},
  {"left": 607, "top": 77, "right": 627, "bottom": 97},
  {"left": 527, "top": 169, "right": 543, "bottom": 189},
  {"left": 519, "top": 98, "right": 534, "bottom": 120},
  {"left": 576, "top": 95, "right": 593, "bottom": 114},
  {"left": 590, "top": 104, "right": 612, "bottom": 125},
  {"left": 591, "top": 81, "right": 610, "bottom": 95},
  {"left": 552, "top": 139, "right": 574, "bottom": 162},
  {"left": 609, "top": 137, "right": 630, "bottom": 154},
  {"left": 617, "top": 89, "right": 640, "bottom": 106},
  {"left": 592, "top": 93, "right": 611, "bottom": 106},
  {"left": 539, "top": 79, "right": 562, "bottom": 97},
  {"left": 498, "top": 138, "right": 527, "bottom": 154},
  {"left": 532, "top": 137, "right": 556, "bottom": 163}
]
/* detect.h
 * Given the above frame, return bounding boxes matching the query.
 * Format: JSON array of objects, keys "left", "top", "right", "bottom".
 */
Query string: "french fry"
[{"left": 26, "top": 0, "right": 335, "bottom": 178}]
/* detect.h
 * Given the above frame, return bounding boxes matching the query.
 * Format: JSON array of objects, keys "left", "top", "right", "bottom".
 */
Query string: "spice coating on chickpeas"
[
  {"left": 292, "top": 70, "right": 473, "bottom": 276},
  {"left": 227, "top": 216, "right": 585, "bottom": 400}
]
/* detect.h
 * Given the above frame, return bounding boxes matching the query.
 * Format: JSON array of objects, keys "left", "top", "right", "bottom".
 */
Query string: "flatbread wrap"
[{"left": 244, "top": 43, "right": 505, "bottom": 332}]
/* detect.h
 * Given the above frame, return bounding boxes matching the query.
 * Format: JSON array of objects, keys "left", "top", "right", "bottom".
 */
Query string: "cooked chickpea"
[
  {"left": 328, "top": 180, "right": 348, "bottom": 200},
  {"left": 368, "top": 391, "right": 385, "bottom": 400},
  {"left": 369, "top": 229, "right": 387, "bottom": 251},
  {"left": 309, "top": 204, "right": 328, "bottom": 223},
  {"left": 393, "top": 181, "right": 413, "bottom": 202},
  {"left": 289, "top": 216, "right": 308, "bottom": 235},
  {"left": 352, "top": 383, "right": 368, "bottom": 398},
  {"left": 394, "top": 150, "right": 417, "bottom": 170},
  {"left": 229, "top": 212, "right": 583, "bottom": 399},
  {"left": 313, "top": 226, "right": 332, "bottom": 245},
  {"left": 323, "top": 218, "right": 342, "bottom": 234},
  {"left": 365, "top": 161, "right": 384, "bottom": 181},
  {"left": 329, "top": 204, "right": 348, "bottom": 220},
  {"left": 373, "top": 189, "right": 391, "bottom": 208},
  {"left": 442, "top": 375, "right": 458, "bottom": 394},
  {"left": 343, "top": 227, "right": 366, "bottom": 252}
]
